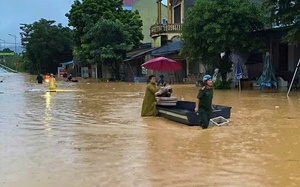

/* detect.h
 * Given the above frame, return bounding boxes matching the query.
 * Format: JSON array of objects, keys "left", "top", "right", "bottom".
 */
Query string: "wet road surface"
[{"left": 1, "top": 73, "right": 300, "bottom": 187}]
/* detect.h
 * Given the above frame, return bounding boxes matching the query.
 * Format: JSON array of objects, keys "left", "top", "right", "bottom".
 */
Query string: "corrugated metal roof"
[
  {"left": 124, "top": 48, "right": 155, "bottom": 62},
  {"left": 151, "top": 41, "right": 182, "bottom": 56}
]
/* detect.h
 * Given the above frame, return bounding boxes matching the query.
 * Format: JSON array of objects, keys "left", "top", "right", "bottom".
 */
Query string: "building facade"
[
  {"left": 123, "top": 0, "right": 167, "bottom": 44},
  {"left": 150, "top": 0, "right": 300, "bottom": 85},
  {"left": 150, "top": 0, "right": 195, "bottom": 48}
]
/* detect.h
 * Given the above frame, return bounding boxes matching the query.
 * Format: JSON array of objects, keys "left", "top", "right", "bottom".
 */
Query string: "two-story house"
[
  {"left": 122, "top": 0, "right": 168, "bottom": 82},
  {"left": 147, "top": 0, "right": 195, "bottom": 83}
]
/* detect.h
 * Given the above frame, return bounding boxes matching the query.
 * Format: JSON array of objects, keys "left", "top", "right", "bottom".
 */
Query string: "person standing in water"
[
  {"left": 48, "top": 73, "right": 57, "bottom": 90},
  {"left": 157, "top": 74, "right": 164, "bottom": 86},
  {"left": 36, "top": 74, "right": 44, "bottom": 84},
  {"left": 195, "top": 75, "right": 214, "bottom": 129},
  {"left": 44, "top": 73, "right": 50, "bottom": 83},
  {"left": 67, "top": 74, "right": 73, "bottom": 81},
  {"left": 141, "top": 75, "right": 160, "bottom": 117}
]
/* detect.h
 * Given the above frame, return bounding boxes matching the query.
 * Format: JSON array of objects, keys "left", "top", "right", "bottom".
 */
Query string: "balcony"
[{"left": 150, "top": 23, "right": 182, "bottom": 37}]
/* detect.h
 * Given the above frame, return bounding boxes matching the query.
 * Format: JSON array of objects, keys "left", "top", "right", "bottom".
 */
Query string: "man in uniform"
[{"left": 195, "top": 74, "right": 214, "bottom": 129}]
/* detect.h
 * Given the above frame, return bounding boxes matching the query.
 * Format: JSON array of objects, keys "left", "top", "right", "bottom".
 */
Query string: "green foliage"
[
  {"left": 0, "top": 54, "right": 24, "bottom": 72},
  {"left": 214, "top": 79, "right": 233, "bottom": 89},
  {"left": 263, "top": 0, "right": 300, "bottom": 44},
  {"left": 1, "top": 48, "right": 13, "bottom": 53},
  {"left": 20, "top": 19, "right": 73, "bottom": 74},
  {"left": 80, "top": 19, "right": 128, "bottom": 79},
  {"left": 181, "top": 0, "right": 264, "bottom": 82},
  {"left": 66, "top": 0, "right": 143, "bottom": 80},
  {"left": 66, "top": 0, "right": 123, "bottom": 47}
]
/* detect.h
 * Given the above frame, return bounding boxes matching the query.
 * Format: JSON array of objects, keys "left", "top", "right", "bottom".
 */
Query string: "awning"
[
  {"left": 61, "top": 60, "right": 74, "bottom": 66},
  {"left": 151, "top": 41, "right": 182, "bottom": 56}
]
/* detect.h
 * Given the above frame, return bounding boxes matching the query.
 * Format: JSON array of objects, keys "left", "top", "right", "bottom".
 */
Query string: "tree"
[
  {"left": 263, "top": 0, "right": 300, "bottom": 44},
  {"left": 66, "top": 0, "right": 143, "bottom": 80},
  {"left": 181, "top": 0, "right": 264, "bottom": 83},
  {"left": 0, "top": 54, "right": 24, "bottom": 72},
  {"left": 1, "top": 48, "right": 13, "bottom": 53},
  {"left": 80, "top": 19, "right": 129, "bottom": 80},
  {"left": 20, "top": 19, "right": 73, "bottom": 74}
]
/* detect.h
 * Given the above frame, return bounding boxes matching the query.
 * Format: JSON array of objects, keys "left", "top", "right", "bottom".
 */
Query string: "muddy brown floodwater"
[{"left": 1, "top": 73, "right": 300, "bottom": 187}]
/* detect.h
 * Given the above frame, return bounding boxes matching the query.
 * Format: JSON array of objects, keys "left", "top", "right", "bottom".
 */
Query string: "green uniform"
[
  {"left": 197, "top": 88, "right": 213, "bottom": 129},
  {"left": 141, "top": 83, "right": 160, "bottom": 117}
]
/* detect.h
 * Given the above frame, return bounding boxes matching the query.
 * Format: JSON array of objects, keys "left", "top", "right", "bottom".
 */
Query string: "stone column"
[
  {"left": 167, "top": 0, "right": 172, "bottom": 24},
  {"left": 157, "top": 0, "right": 162, "bottom": 24}
]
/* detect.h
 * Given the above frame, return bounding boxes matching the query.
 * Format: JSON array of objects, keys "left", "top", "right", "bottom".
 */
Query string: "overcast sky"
[{"left": 0, "top": 0, "right": 167, "bottom": 50}]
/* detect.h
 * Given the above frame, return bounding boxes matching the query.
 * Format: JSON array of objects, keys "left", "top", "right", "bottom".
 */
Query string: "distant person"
[
  {"left": 157, "top": 75, "right": 165, "bottom": 86},
  {"left": 141, "top": 75, "right": 160, "bottom": 117},
  {"left": 36, "top": 74, "right": 44, "bottom": 84},
  {"left": 48, "top": 73, "right": 57, "bottom": 90},
  {"left": 195, "top": 74, "right": 214, "bottom": 129},
  {"left": 44, "top": 73, "right": 50, "bottom": 83},
  {"left": 67, "top": 74, "right": 73, "bottom": 81}
]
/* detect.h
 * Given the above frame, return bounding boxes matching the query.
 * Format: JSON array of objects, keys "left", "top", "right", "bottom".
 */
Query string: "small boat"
[{"left": 156, "top": 101, "right": 231, "bottom": 126}]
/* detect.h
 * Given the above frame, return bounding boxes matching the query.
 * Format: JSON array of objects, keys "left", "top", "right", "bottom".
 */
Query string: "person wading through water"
[
  {"left": 48, "top": 73, "right": 57, "bottom": 90},
  {"left": 195, "top": 74, "right": 214, "bottom": 129},
  {"left": 141, "top": 75, "right": 160, "bottom": 117},
  {"left": 36, "top": 74, "right": 44, "bottom": 84}
]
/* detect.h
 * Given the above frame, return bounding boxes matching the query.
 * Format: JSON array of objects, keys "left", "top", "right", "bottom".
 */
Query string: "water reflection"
[
  {"left": 1, "top": 74, "right": 300, "bottom": 187},
  {"left": 43, "top": 92, "right": 54, "bottom": 133}
]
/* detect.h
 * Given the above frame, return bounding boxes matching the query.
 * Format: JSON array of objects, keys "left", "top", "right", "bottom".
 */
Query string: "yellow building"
[
  {"left": 150, "top": 0, "right": 195, "bottom": 47},
  {"left": 123, "top": 0, "right": 167, "bottom": 44}
]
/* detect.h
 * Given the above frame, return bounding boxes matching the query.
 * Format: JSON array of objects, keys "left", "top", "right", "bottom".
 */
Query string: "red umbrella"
[{"left": 141, "top": 57, "right": 182, "bottom": 71}]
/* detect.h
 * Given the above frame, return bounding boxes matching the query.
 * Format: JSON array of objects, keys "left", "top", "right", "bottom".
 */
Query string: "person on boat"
[
  {"left": 195, "top": 74, "right": 214, "bottom": 129},
  {"left": 141, "top": 75, "right": 160, "bottom": 117},
  {"left": 36, "top": 74, "right": 44, "bottom": 84},
  {"left": 48, "top": 73, "right": 57, "bottom": 90},
  {"left": 157, "top": 75, "right": 165, "bottom": 86}
]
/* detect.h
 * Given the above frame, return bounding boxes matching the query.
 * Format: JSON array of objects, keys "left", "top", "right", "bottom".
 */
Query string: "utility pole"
[{"left": 8, "top": 34, "right": 17, "bottom": 53}]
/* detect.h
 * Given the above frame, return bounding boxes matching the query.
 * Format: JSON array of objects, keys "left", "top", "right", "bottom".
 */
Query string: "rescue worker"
[
  {"left": 195, "top": 75, "right": 214, "bottom": 129},
  {"left": 48, "top": 73, "right": 57, "bottom": 90}
]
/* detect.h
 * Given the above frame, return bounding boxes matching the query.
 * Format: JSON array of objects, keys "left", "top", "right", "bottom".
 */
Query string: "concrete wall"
[{"left": 133, "top": 0, "right": 167, "bottom": 43}]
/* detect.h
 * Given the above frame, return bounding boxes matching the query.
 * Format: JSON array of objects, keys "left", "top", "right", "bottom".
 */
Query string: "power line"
[{"left": 0, "top": 42, "right": 21, "bottom": 45}]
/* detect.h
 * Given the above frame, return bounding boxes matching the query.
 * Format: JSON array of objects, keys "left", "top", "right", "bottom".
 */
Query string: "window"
[{"left": 174, "top": 4, "right": 181, "bottom": 23}]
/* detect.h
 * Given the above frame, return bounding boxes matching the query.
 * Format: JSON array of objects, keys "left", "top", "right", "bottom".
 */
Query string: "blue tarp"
[
  {"left": 234, "top": 59, "right": 243, "bottom": 80},
  {"left": 256, "top": 55, "right": 278, "bottom": 90}
]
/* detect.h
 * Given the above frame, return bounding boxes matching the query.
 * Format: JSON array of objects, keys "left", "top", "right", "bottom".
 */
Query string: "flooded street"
[{"left": 1, "top": 73, "right": 300, "bottom": 187}]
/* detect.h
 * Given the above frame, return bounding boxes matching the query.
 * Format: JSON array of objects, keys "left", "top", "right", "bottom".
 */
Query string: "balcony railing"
[{"left": 150, "top": 23, "right": 182, "bottom": 36}]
